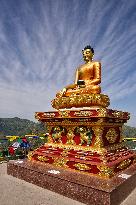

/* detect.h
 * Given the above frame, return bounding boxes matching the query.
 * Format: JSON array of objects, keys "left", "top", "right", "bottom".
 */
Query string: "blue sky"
[{"left": 0, "top": 0, "right": 136, "bottom": 127}]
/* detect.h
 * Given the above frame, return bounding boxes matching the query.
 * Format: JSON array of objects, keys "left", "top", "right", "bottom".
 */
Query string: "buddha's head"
[{"left": 82, "top": 45, "right": 94, "bottom": 63}]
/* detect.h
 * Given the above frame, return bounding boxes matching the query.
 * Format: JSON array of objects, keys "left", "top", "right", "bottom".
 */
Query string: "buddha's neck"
[{"left": 85, "top": 59, "right": 93, "bottom": 64}]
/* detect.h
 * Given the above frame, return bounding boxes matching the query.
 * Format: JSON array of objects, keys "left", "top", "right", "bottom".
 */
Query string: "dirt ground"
[{"left": 0, "top": 162, "right": 136, "bottom": 205}]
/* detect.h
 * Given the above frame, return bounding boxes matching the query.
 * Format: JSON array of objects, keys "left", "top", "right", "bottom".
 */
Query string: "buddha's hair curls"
[{"left": 82, "top": 45, "right": 94, "bottom": 54}]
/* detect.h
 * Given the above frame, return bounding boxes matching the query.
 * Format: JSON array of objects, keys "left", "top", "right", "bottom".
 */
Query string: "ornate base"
[
  {"left": 51, "top": 94, "right": 110, "bottom": 109},
  {"left": 28, "top": 143, "right": 135, "bottom": 178},
  {"left": 7, "top": 160, "right": 136, "bottom": 205},
  {"left": 33, "top": 108, "right": 135, "bottom": 178}
]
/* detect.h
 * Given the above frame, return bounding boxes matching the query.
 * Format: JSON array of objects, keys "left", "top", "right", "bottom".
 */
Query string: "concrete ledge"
[{"left": 7, "top": 160, "right": 136, "bottom": 205}]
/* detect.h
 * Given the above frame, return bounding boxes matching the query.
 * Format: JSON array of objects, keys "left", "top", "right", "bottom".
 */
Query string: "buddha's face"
[{"left": 82, "top": 49, "right": 93, "bottom": 63}]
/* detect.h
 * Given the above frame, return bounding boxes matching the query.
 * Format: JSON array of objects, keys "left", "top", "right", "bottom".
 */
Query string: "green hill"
[
  {"left": 122, "top": 125, "right": 136, "bottom": 138},
  {"left": 0, "top": 117, "right": 46, "bottom": 137},
  {"left": 0, "top": 117, "right": 136, "bottom": 138}
]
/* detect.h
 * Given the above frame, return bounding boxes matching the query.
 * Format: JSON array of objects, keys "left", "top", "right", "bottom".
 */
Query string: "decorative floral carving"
[
  {"left": 105, "top": 128, "right": 118, "bottom": 144},
  {"left": 97, "top": 108, "right": 107, "bottom": 117},
  {"left": 75, "top": 126, "right": 92, "bottom": 146},
  {"left": 74, "top": 163, "right": 90, "bottom": 171},
  {"left": 98, "top": 165, "right": 114, "bottom": 177},
  {"left": 51, "top": 94, "right": 110, "bottom": 109},
  {"left": 66, "top": 129, "right": 75, "bottom": 145},
  {"left": 37, "top": 156, "right": 49, "bottom": 162},
  {"left": 74, "top": 111, "right": 93, "bottom": 117},
  {"left": 117, "top": 159, "right": 131, "bottom": 170},
  {"left": 52, "top": 126, "right": 64, "bottom": 143},
  {"left": 27, "top": 151, "right": 33, "bottom": 160},
  {"left": 53, "top": 157, "right": 68, "bottom": 167},
  {"left": 92, "top": 126, "right": 104, "bottom": 147},
  {"left": 59, "top": 110, "right": 70, "bottom": 117}
]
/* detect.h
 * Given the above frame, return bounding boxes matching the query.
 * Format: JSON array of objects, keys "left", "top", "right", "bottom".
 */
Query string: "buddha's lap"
[{"left": 66, "top": 85, "right": 100, "bottom": 92}]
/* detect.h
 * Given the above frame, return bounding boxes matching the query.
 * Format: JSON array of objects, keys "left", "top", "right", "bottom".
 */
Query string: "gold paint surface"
[
  {"left": 37, "top": 156, "right": 49, "bottom": 162},
  {"left": 105, "top": 128, "right": 118, "bottom": 144},
  {"left": 53, "top": 157, "right": 68, "bottom": 167},
  {"left": 117, "top": 159, "right": 131, "bottom": 170},
  {"left": 66, "top": 129, "right": 75, "bottom": 145},
  {"left": 74, "top": 163, "right": 90, "bottom": 171},
  {"left": 56, "top": 52, "right": 101, "bottom": 98},
  {"left": 52, "top": 126, "right": 63, "bottom": 143},
  {"left": 52, "top": 94, "right": 110, "bottom": 109},
  {"left": 98, "top": 165, "right": 114, "bottom": 177},
  {"left": 33, "top": 46, "right": 132, "bottom": 178},
  {"left": 92, "top": 126, "right": 104, "bottom": 148}
]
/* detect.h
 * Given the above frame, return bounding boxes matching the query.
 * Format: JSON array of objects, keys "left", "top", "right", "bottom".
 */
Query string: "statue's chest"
[{"left": 79, "top": 66, "right": 94, "bottom": 79}]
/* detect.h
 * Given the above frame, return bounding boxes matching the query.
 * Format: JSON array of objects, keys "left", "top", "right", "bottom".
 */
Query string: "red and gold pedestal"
[{"left": 28, "top": 107, "right": 136, "bottom": 178}]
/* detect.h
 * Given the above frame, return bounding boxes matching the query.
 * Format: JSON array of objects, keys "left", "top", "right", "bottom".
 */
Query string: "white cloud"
[{"left": 0, "top": 0, "right": 136, "bottom": 126}]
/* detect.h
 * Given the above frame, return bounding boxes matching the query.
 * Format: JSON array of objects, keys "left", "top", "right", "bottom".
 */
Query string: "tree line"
[{"left": 0, "top": 117, "right": 136, "bottom": 138}]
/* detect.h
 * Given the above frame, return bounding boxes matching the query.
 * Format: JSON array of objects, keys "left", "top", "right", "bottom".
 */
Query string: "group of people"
[{"left": 0, "top": 137, "right": 31, "bottom": 160}]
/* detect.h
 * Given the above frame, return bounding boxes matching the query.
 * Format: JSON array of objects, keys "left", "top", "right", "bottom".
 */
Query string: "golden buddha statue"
[
  {"left": 52, "top": 45, "right": 110, "bottom": 109},
  {"left": 56, "top": 45, "right": 101, "bottom": 98}
]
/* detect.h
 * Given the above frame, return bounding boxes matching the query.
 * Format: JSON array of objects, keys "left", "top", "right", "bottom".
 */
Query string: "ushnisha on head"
[{"left": 82, "top": 45, "right": 94, "bottom": 63}]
